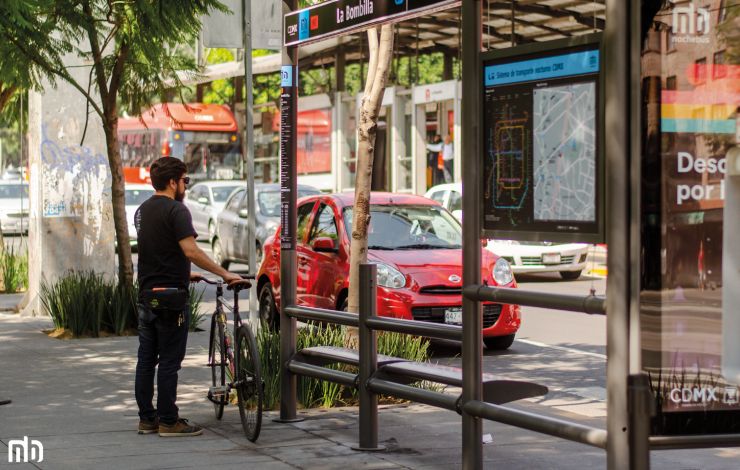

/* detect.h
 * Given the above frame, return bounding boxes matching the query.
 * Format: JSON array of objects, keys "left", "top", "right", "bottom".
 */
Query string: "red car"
[{"left": 255, "top": 193, "right": 521, "bottom": 350}]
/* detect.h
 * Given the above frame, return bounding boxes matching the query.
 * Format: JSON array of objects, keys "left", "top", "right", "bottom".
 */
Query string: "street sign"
[{"left": 284, "top": 0, "right": 460, "bottom": 47}]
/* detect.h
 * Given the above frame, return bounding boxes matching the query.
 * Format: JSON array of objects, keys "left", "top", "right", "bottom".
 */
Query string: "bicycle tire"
[
  {"left": 235, "top": 324, "right": 263, "bottom": 442},
  {"left": 210, "top": 315, "right": 226, "bottom": 420}
]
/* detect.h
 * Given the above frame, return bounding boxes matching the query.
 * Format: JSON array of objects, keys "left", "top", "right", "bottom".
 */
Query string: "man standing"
[{"left": 134, "top": 157, "right": 242, "bottom": 437}]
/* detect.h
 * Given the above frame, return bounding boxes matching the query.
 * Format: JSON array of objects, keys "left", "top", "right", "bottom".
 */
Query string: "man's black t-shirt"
[{"left": 135, "top": 195, "right": 197, "bottom": 293}]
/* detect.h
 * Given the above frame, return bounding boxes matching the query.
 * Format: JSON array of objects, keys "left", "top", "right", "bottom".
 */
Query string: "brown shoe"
[
  {"left": 138, "top": 417, "right": 159, "bottom": 434},
  {"left": 158, "top": 418, "right": 203, "bottom": 437}
]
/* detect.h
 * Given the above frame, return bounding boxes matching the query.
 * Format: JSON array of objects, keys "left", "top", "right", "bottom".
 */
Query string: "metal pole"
[
  {"left": 461, "top": 0, "right": 483, "bottom": 468},
  {"left": 605, "top": 0, "right": 631, "bottom": 468},
  {"left": 242, "top": 0, "right": 258, "bottom": 327},
  {"left": 277, "top": 0, "right": 302, "bottom": 423},
  {"left": 353, "top": 263, "right": 384, "bottom": 451},
  {"left": 628, "top": 1, "right": 651, "bottom": 468},
  {"left": 629, "top": 373, "right": 652, "bottom": 470}
]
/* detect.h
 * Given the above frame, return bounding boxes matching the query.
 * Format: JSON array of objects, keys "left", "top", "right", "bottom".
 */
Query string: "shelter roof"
[{"left": 179, "top": 0, "right": 605, "bottom": 85}]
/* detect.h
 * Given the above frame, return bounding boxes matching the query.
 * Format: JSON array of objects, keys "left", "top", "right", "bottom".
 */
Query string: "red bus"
[{"left": 118, "top": 103, "right": 241, "bottom": 184}]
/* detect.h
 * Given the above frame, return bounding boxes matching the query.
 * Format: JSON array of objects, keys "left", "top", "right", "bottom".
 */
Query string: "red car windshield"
[{"left": 342, "top": 205, "right": 462, "bottom": 250}]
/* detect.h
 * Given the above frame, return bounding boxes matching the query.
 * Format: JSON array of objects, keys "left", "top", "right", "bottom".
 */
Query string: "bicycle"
[{"left": 194, "top": 276, "right": 263, "bottom": 442}]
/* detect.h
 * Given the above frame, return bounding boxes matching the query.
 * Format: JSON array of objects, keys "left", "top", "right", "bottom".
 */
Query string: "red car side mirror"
[{"left": 311, "top": 237, "right": 338, "bottom": 253}]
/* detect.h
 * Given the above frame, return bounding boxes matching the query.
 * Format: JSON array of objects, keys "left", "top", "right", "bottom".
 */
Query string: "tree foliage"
[{"left": 2, "top": 0, "right": 225, "bottom": 289}]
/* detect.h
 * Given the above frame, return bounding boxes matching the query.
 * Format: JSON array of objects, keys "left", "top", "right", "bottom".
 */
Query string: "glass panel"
[
  {"left": 309, "top": 204, "right": 338, "bottom": 242},
  {"left": 641, "top": 0, "right": 739, "bottom": 434},
  {"left": 343, "top": 205, "right": 461, "bottom": 249}
]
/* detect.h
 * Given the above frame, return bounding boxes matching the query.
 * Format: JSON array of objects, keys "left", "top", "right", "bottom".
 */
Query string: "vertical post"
[
  {"left": 629, "top": 1, "right": 651, "bottom": 466},
  {"left": 605, "top": 0, "right": 632, "bottom": 468},
  {"left": 242, "top": 0, "right": 259, "bottom": 326},
  {"left": 461, "top": 0, "right": 482, "bottom": 469},
  {"left": 278, "top": 0, "right": 302, "bottom": 423},
  {"left": 629, "top": 374, "right": 652, "bottom": 470},
  {"left": 353, "top": 263, "right": 384, "bottom": 451}
]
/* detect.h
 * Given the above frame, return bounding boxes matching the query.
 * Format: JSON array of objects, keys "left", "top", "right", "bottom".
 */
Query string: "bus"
[{"left": 118, "top": 103, "right": 241, "bottom": 184}]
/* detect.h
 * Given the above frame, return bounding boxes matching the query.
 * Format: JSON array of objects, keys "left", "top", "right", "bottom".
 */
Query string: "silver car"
[
  {"left": 184, "top": 181, "right": 245, "bottom": 242},
  {"left": 0, "top": 181, "right": 29, "bottom": 234},
  {"left": 212, "top": 183, "right": 320, "bottom": 269}
]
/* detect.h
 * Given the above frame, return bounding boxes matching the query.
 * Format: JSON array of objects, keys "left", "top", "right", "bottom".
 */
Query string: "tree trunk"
[
  {"left": 103, "top": 111, "right": 134, "bottom": 289},
  {"left": 347, "top": 25, "right": 394, "bottom": 316}
]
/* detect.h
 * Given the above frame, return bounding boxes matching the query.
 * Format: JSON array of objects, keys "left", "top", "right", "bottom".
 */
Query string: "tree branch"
[
  {"left": 107, "top": 41, "right": 130, "bottom": 110},
  {"left": 5, "top": 34, "right": 105, "bottom": 120},
  {"left": 363, "top": 27, "right": 379, "bottom": 97},
  {"left": 82, "top": 0, "right": 109, "bottom": 103}
]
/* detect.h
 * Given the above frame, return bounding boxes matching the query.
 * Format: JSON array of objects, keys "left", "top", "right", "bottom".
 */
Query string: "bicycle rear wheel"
[
  {"left": 210, "top": 315, "right": 226, "bottom": 420},
  {"left": 235, "top": 324, "right": 263, "bottom": 442}
]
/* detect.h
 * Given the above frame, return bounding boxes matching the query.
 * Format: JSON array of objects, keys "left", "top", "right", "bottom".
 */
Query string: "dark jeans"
[{"left": 135, "top": 304, "right": 189, "bottom": 425}]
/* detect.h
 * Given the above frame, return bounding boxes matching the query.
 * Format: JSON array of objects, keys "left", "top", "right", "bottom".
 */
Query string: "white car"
[
  {"left": 184, "top": 180, "right": 245, "bottom": 242},
  {"left": 0, "top": 181, "right": 29, "bottom": 234},
  {"left": 424, "top": 183, "right": 590, "bottom": 280},
  {"left": 124, "top": 183, "right": 155, "bottom": 247}
]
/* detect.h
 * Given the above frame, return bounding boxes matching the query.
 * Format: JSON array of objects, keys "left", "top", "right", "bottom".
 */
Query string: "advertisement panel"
[
  {"left": 640, "top": 0, "right": 740, "bottom": 434},
  {"left": 480, "top": 34, "right": 604, "bottom": 243}
]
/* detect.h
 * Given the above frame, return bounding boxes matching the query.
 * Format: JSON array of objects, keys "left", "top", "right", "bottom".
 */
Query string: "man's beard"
[{"left": 175, "top": 189, "right": 185, "bottom": 202}]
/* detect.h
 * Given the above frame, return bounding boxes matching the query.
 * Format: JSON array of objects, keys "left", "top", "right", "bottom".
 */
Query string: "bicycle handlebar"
[{"left": 192, "top": 275, "right": 254, "bottom": 291}]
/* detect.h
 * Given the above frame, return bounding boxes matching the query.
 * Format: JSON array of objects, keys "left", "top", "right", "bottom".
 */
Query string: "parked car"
[
  {"left": 0, "top": 181, "right": 29, "bottom": 234},
  {"left": 184, "top": 180, "right": 245, "bottom": 241},
  {"left": 255, "top": 192, "right": 521, "bottom": 350},
  {"left": 125, "top": 183, "right": 155, "bottom": 248},
  {"left": 425, "top": 183, "right": 590, "bottom": 280},
  {"left": 212, "top": 183, "right": 321, "bottom": 270}
]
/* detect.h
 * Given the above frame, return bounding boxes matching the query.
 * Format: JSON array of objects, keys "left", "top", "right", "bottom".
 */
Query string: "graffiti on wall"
[{"left": 39, "top": 124, "right": 114, "bottom": 252}]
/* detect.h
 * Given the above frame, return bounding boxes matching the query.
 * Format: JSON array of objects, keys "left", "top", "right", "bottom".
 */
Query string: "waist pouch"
[{"left": 140, "top": 288, "right": 189, "bottom": 312}]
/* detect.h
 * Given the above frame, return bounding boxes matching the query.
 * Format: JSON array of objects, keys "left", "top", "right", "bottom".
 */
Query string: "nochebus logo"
[
  {"left": 8, "top": 436, "right": 44, "bottom": 463},
  {"left": 672, "top": 2, "right": 711, "bottom": 36}
]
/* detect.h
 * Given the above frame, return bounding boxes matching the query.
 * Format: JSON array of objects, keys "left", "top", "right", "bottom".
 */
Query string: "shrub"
[
  {"left": 1, "top": 244, "right": 28, "bottom": 293},
  {"left": 40, "top": 271, "right": 137, "bottom": 337},
  {"left": 188, "top": 285, "right": 206, "bottom": 332},
  {"left": 256, "top": 323, "right": 282, "bottom": 411},
  {"left": 256, "top": 322, "right": 436, "bottom": 409}
]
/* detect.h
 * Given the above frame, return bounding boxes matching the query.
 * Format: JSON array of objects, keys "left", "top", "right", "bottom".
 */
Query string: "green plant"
[
  {"left": 188, "top": 285, "right": 206, "bottom": 332},
  {"left": 297, "top": 322, "right": 347, "bottom": 408},
  {"left": 106, "top": 283, "right": 138, "bottom": 336},
  {"left": 40, "top": 271, "right": 138, "bottom": 338},
  {"left": 1, "top": 243, "right": 28, "bottom": 293},
  {"left": 255, "top": 322, "right": 436, "bottom": 410},
  {"left": 256, "top": 323, "right": 281, "bottom": 411}
]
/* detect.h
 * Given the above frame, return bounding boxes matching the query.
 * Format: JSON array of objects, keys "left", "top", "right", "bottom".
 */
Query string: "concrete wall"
[{"left": 22, "top": 54, "right": 115, "bottom": 316}]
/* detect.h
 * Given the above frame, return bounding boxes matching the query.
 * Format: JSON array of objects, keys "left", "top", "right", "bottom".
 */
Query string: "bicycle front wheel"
[
  {"left": 210, "top": 315, "right": 226, "bottom": 420},
  {"left": 235, "top": 324, "right": 263, "bottom": 442}
]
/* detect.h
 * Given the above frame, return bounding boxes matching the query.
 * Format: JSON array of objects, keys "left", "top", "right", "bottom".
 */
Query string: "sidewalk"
[{"left": 0, "top": 309, "right": 736, "bottom": 469}]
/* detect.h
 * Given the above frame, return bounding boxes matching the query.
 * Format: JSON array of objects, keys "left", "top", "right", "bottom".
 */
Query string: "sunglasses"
[{"left": 180, "top": 176, "right": 191, "bottom": 185}]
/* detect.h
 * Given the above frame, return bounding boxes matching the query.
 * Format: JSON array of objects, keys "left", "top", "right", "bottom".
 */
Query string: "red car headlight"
[{"left": 376, "top": 263, "right": 406, "bottom": 289}]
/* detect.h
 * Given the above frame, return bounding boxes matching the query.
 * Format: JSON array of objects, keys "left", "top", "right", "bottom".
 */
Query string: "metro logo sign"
[{"left": 284, "top": 0, "right": 460, "bottom": 47}]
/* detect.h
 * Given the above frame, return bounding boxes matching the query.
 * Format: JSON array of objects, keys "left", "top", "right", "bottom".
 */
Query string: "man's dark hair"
[{"left": 150, "top": 157, "right": 187, "bottom": 191}]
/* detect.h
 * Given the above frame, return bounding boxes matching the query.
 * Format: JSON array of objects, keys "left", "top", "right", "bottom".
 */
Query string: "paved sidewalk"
[{"left": 1, "top": 310, "right": 737, "bottom": 469}]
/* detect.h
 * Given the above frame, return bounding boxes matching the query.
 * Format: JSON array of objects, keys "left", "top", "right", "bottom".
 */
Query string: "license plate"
[
  {"left": 444, "top": 307, "right": 463, "bottom": 325},
  {"left": 542, "top": 253, "right": 561, "bottom": 265}
]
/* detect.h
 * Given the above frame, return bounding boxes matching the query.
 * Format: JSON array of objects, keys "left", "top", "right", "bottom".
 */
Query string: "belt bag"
[{"left": 140, "top": 287, "right": 189, "bottom": 312}]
